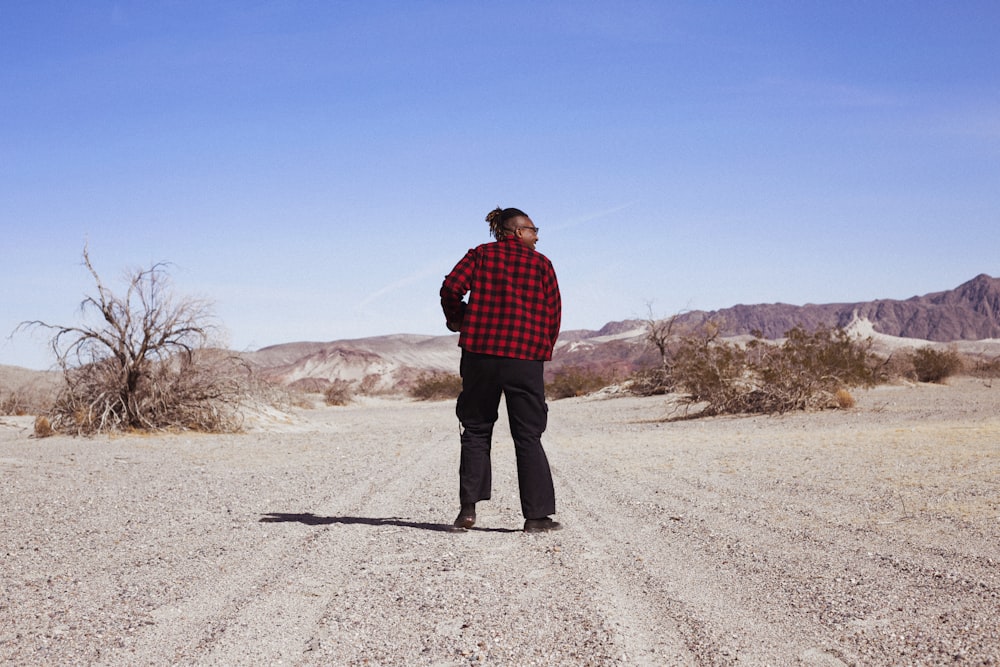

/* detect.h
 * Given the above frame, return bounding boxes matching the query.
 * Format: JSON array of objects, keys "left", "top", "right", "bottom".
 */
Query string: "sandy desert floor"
[{"left": 1, "top": 378, "right": 998, "bottom": 666}]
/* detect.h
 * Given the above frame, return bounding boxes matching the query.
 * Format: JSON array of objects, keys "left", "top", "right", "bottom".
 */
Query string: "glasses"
[{"left": 517, "top": 226, "right": 539, "bottom": 234}]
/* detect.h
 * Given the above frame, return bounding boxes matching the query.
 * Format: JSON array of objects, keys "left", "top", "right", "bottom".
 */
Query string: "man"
[{"left": 440, "top": 206, "right": 563, "bottom": 533}]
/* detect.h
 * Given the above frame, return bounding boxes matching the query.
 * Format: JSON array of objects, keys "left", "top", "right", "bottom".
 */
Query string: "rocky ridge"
[{"left": 245, "top": 274, "right": 1000, "bottom": 389}]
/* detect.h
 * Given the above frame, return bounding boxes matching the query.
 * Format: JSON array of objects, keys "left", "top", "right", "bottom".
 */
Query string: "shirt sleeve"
[
  {"left": 546, "top": 261, "right": 562, "bottom": 348},
  {"left": 440, "top": 248, "right": 476, "bottom": 327}
]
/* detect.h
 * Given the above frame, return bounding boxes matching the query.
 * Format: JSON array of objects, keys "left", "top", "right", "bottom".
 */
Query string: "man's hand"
[{"left": 446, "top": 320, "right": 462, "bottom": 333}]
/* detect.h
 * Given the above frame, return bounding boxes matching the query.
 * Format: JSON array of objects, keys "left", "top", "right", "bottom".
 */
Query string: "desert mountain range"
[{"left": 247, "top": 274, "right": 1000, "bottom": 391}]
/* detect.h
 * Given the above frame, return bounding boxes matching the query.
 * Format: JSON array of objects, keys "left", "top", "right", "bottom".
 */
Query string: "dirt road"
[{"left": 2, "top": 379, "right": 998, "bottom": 665}]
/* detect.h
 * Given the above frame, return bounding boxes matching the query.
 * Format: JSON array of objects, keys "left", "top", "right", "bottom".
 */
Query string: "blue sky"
[{"left": 2, "top": 1, "right": 998, "bottom": 369}]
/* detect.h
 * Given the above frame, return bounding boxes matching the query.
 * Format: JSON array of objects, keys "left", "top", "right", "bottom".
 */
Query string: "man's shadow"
[{"left": 259, "top": 512, "right": 518, "bottom": 533}]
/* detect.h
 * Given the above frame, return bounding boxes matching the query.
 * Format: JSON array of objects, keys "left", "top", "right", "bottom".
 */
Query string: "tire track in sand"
[
  {"left": 544, "top": 426, "right": 856, "bottom": 666},
  {"left": 97, "top": 412, "right": 451, "bottom": 666}
]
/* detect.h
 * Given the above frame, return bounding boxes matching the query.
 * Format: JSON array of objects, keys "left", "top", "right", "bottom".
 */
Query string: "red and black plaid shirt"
[{"left": 441, "top": 237, "right": 561, "bottom": 361}]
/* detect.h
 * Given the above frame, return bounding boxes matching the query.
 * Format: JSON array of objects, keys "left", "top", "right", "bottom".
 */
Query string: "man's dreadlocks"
[{"left": 486, "top": 206, "right": 529, "bottom": 240}]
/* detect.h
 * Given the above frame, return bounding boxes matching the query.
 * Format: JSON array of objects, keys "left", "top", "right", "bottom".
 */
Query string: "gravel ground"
[{"left": 1, "top": 378, "right": 998, "bottom": 666}]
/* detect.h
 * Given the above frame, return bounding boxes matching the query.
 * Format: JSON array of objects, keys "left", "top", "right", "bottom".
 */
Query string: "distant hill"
[
  {"left": 242, "top": 274, "right": 1000, "bottom": 389},
  {"left": 242, "top": 334, "right": 461, "bottom": 393},
  {"left": 670, "top": 273, "right": 1000, "bottom": 342}
]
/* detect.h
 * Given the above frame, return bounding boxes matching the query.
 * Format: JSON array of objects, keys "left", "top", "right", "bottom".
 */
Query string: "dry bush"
[
  {"left": 324, "top": 379, "right": 355, "bottom": 406},
  {"left": 874, "top": 346, "right": 965, "bottom": 384},
  {"left": 627, "top": 367, "right": 672, "bottom": 396},
  {"left": 644, "top": 310, "right": 680, "bottom": 376},
  {"left": 1, "top": 383, "right": 56, "bottom": 416},
  {"left": 250, "top": 377, "right": 314, "bottom": 410},
  {"left": 409, "top": 371, "right": 463, "bottom": 401},
  {"left": 357, "top": 373, "right": 383, "bottom": 396},
  {"left": 749, "top": 325, "right": 876, "bottom": 410},
  {"left": 967, "top": 355, "right": 1000, "bottom": 379},
  {"left": 632, "top": 309, "right": 693, "bottom": 395},
  {"left": 835, "top": 388, "right": 856, "bottom": 409},
  {"left": 0, "top": 389, "right": 26, "bottom": 416},
  {"left": 667, "top": 324, "right": 877, "bottom": 418},
  {"left": 19, "top": 248, "right": 251, "bottom": 435},
  {"left": 910, "top": 347, "right": 963, "bottom": 384},
  {"left": 48, "top": 350, "right": 249, "bottom": 434},
  {"left": 284, "top": 390, "right": 317, "bottom": 410},
  {"left": 546, "top": 366, "right": 616, "bottom": 399},
  {"left": 286, "top": 377, "right": 329, "bottom": 394},
  {"left": 668, "top": 329, "right": 752, "bottom": 415},
  {"left": 33, "top": 415, "right": 55, "bottom": 438},
  {"left": 874, "top": 348, "right": 918, "bottom": 383}
]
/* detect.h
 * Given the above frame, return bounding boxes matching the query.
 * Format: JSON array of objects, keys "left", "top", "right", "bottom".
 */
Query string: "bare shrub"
[
  {"left": 967, "top": 355, "right": 1000, "bottom": 379},
  {"left": 875, "top": 348, "right": 918, "bottom": 383},
  {"left": 634, "top": 308, "right": 695, "bottom": 395},
  {"left": 1, "top": 383, "right": 56, "bottom": 416},
  {"left": 19, "top": 248, "right": 249, "bottom": 435},
  {"left": 284, "top": 389, "right": 316, "bottom": 410},
  {"left": 627, "top": 367, "right": 672, "bottom": 396},
  {"left": 668, "top": 326, "right": 753, "bottom": 415},
  {"left": 643, "top": 310, "right": 678, "bottom": 390},
  {"left": 33, "top": 415, "right": 55, "bottom": 438},
  {"left": 910, "top": 347, "right": 963, "bottom": 384},
  {"left": 546, "top": 366, "right": 615, "bottom": 399},
  {"left": 48, "top": 347, "right": 249, "bottom": 434},
  {"left": 749, "top": 325, "right": 877, "bottom": 411},
  {"left": 324, "top": 379, "right": 355, "bottom": 406},
  {"left": 668, "top": 324, "right": 877, "bottom": 418},
  {"left": 357, "top": 373, "right": 382, "bottom": 396},
  {"left": 252, "top": 378, "right": 314, "bottom": 410},
  {"left": 835, "top": 388, "right": 856, "bottom": 409},
  {"left": 410, "top": 371, "right": 463, "bottom": 401}
]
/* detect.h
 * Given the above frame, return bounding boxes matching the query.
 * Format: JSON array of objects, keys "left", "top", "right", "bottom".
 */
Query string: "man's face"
[{"left": 510, "top": 216, "right": 539, "bottom": 250}]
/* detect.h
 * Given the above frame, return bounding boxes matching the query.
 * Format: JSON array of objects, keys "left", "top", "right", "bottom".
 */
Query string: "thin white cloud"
[
  {"left": 549, "top": 201, "right": 640, "bottom": 232},
  {"left": 357, "top": 263, "right": 444, "bottom": 308}
]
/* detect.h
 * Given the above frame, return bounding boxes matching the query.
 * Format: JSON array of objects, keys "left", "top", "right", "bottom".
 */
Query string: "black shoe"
[
  {"left": 523, "top": 517, "right": 562, "bottom": 533},
  {"left": 451, "top": 506, "right": 476, "bottom": 531}
]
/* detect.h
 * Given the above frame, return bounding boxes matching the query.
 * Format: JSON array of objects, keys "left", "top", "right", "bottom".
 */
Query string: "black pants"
[{"left": 456, "top": 351, "right": 556, "bottom": 520}]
